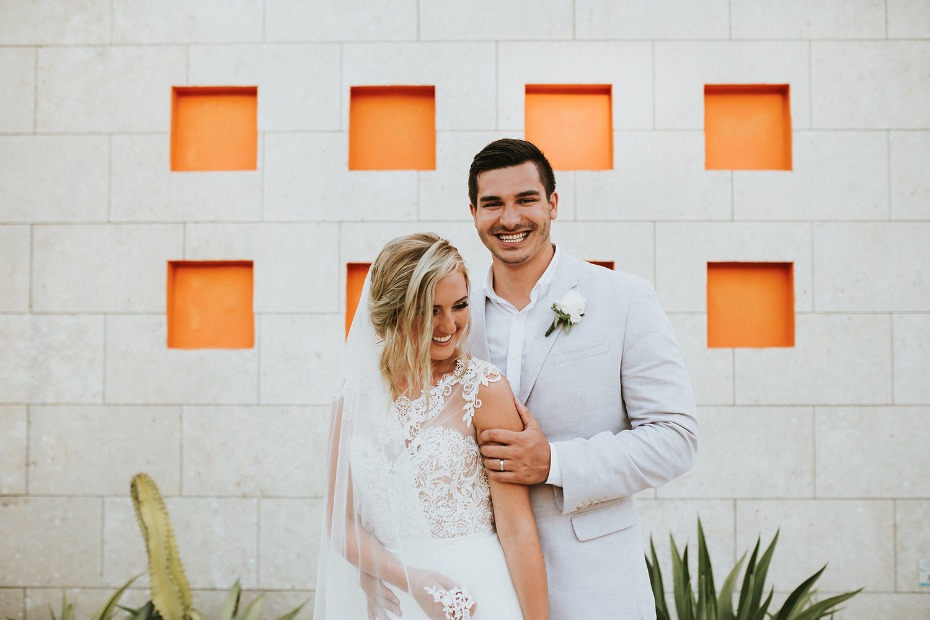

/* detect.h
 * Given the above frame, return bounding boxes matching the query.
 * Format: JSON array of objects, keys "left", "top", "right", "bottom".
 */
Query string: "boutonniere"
[{"left": 545, "top": 290, "right": 586, "bottom": 337}]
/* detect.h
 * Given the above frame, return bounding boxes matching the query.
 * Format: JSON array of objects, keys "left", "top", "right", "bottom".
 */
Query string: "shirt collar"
[{"left": 482, "top": 245, "right": 561, "bottom": 309}]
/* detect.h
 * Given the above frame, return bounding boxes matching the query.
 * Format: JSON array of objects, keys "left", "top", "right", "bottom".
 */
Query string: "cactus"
[{"left": 130, "top": 473, "right": 193, "bottom": 620}]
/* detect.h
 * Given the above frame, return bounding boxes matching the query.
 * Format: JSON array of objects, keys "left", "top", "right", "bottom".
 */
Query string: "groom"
[{"left": 469, "top": 138, "right": 698, "bottom": 619}]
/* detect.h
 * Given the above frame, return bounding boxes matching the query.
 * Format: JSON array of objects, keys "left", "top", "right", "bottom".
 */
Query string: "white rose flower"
[{"left": 546, "top": 290, "right": 587, "bottom": 336}]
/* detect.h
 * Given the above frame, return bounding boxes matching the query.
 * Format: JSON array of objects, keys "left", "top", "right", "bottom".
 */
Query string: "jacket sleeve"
[{"left": 554, "top": 279, "right": 698, "bottom": 515}]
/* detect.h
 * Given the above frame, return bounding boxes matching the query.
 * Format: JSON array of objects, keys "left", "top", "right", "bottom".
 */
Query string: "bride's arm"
[{"left": 474, "top": 378, "right": 549, "bottom": 620}]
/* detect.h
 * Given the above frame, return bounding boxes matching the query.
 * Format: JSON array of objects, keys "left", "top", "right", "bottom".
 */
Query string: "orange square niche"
[
  {"left": 525, "top": 85, "right": 613, "bottom": 170},
  {"left": 588, "top": 260, "right": 615, "bottom": 270},
  {"left": 346, "top": 262, "right": 372, "bottom": 336},
  {"left": 171, "top": 86, "right": 258, "bottom": 171},
  {"left": 167, "top": 261, "right": 254, "bottom": 349},
  {"left": 704, "top": 84, "right": 791, "bottom": 170},
  {"left": 707, "top": 262, "right": 794, "bottom": 348},
  {"left": 349, "top": 86, "right": 435, "bottom": 170}
]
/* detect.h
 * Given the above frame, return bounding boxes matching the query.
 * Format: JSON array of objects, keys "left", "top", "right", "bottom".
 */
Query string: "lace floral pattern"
[{"left": 351, "top": 357, "right": 503, "bottom": 542}]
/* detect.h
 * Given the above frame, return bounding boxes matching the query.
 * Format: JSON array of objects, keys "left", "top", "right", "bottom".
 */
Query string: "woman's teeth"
[
  {"left": 498, "top": 231, "right": 528, "bottom": 243},
  {"left": 432, "top": 334, "right": 452, "bottom": 343}
]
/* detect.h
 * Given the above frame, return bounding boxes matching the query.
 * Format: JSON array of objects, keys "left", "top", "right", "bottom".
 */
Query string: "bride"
[{"left": 314, "top": 233, "right": 547, "bottom": 619}]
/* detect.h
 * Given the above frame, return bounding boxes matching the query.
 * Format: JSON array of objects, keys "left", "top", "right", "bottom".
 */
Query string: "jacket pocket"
[
  {"left": 570, "top": 496, "right": 639, "bottom": 542},
  {"left": 554, "top": 340, "right": 610, "bottom": 364}
]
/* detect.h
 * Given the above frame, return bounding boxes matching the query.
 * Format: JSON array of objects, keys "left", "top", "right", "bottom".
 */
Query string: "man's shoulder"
[{"left": 563, "top": 252, "right": 654, "bottom": 297}]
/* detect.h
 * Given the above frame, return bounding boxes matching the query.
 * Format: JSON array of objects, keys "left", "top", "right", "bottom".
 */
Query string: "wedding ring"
[{"left": 499, "top": 459, "right": 505, "bottom": 472}]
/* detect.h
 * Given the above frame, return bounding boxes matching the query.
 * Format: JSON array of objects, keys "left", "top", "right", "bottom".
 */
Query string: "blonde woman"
[{"left": 315, "top": 233, "right": 548, "bottom": 620}]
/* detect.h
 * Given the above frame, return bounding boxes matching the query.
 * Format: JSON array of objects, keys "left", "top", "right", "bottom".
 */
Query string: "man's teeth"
[
  {"left": 499, "top": 232, "right": 528, "bottom": 243},
  {"left": 432, "top": 334, "right": 452, "bottom": 343}
]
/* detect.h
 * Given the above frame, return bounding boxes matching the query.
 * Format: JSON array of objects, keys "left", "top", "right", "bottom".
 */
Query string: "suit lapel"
[
  {"left": 518, "top": 257, "right": 578, "bottom": 404},
  {"left": 469, "top": 289, "right": 491, "bottom": 362}
]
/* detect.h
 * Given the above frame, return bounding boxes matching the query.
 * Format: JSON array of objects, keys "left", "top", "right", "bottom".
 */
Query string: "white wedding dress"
[{"left": 346, "top": 356, "right": 524, "bottom": 619}]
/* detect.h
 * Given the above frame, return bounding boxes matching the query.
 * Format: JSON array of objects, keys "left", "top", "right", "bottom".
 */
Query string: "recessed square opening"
[
  {"left": 588, "top": 260, "right": 615, "bottom": 270},
  {"left": 167, "top": 261, "right": 254, "bottom": 349},
  {"left": 349, "top": 86, "right": 436, "bottom": 170},
  {"left": 707, "top": 262, "right": 794, "bottom": 348},
  {"left": 704, "top": 84, "right": 792, "bottom": 170},
  {"left": 525, "top": 85, "right": 613, "bottom": 170},
  {"left": 346, "top": 262, "right": 372, "bottom": 336},
  {"left": 171, "top": 86, "right": 258, "bottom": 172}
]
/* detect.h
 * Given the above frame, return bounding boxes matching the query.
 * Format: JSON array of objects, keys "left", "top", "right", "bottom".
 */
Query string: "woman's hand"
[{"left": 407, "top": 568, "right": 477, "bottom": 620}]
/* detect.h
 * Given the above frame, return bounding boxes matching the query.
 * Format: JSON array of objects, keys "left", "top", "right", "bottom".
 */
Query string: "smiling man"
[{"left": 467, "top": 138, "right": 698, "bottom": 619}]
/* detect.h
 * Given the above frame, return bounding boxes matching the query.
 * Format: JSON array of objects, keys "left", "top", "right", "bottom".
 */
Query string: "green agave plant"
[{"left": 646, "top": 520, "right": 862, "bottom": 620}]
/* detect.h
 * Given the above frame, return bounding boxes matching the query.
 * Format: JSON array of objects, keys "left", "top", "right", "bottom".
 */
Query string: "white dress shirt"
[{"left": 481, "top": 245, "right": 564, "bottom": 487}]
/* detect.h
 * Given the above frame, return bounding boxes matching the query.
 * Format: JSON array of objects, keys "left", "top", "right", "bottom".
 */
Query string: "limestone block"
[
  {"left": 182, "top": 406, "right": 330, "bottom": 497},
  {"left": 29, "top": 406, "right": 181, "bottom": 496},
  {"left": 184, "top": 223, "right": 339, "bottom": 313},
  {"left": 498, "top": 42, "right": 654, "bottom": 131},
  {"left": 342, "top": 42, "right": 496, "bottom": 131},
  {"left": 731, "top": 0, "right": 885, "bottom": 39},
  {"left": 736, "top": 499, "right": 894, "bottom": 592},
  {"left": 655, "top": 41, "right": 811, "bottom": 130},
  {"left": 339, "top": 222, "right": 492, "bottom": 284},
  {"left": 551, "top": 222, "right": 654, "bottom": 282},
  {"left": 189, "top": 44, "right": 340, "bottom": 132},
  {"left": 105, "top": 315, "right": 258, "bottom": 405},
  {"left": 894, "top": 314, "right": 930, "bottom": 405},
  {"left": 575, "top": 131, "right": 732, "bottom": 221},
  {"left": 575, "top": 0, "right": 729, "bottom": 40},
  {"left": 0, "top": 226, "right": 29, "bottom": 312},
  {"left": 890, "top": 131, "right": 930, "bottom": 220},
  {"left": 734, "top": 314, "right": 892, "bottom": 405},
  {"left": 258, "top": 499, "right": 323, "bottom": 589},
  {"left": 0, "top": 497, "right": 102, "bottom": 587},
  {"left": 112, "top": 0, "right": 262, "bottom": 43},
  {"left": 0, "top": 0, "right": 110, "bottom": 45},
  {"left": 259, "top": 314, "right": 343, "bottom": 406},
  {"left": 888, "top": 0, "right": 930, "bottom": 38},
  {"left": 636, "top": 499, "right": 736, "bottom": 587},
  {"left": 734, "top": 131, "right": 888, "bottom": 221},
  {"left": 667, "top": 314, "right": 734, "bottom": 406},
  {"left": 896, "top": 500, "right": 930, "bottom": 592},
  {"left": 812, "top": 42, "right": 930, "bottom": 129},
  {"left": 0, "top": 315, "right": 104, "bottom": 404},
  {"left": 110, "top": 135, "right": 262, "bottom": 222},
  {"left": 418, "top": 131, "right": 524, "bottom": 222},
  {"left": 0, "top": 589, "right": 22, "bottom": 620},
  {"left": 263, "top": 132, "right": 419, "bottom": 222},
  {"left": 264, "top": 0, "right": 416, "bottom": 42},
  {"left": 661, "top": 407, "right": 815, "bottom": 499},
  {"left": 655, "top": 222, "right": 813, "bottom": 313},
  {"left": 420, "top": 1, "right": 572, "bottom": 40},
  {"left": 840, "top": 593, "right": 930, "bottom": 619},
  {"left": 816, "top": 407, "right": 930, "bottom": 498},
  {"left": 0, "top": 406, "right": 26, "bottom": 495},
  {"left": 37, "top": 46, "right": 186, "bottom": 133},
  {"left": 103, "top": 497, "right": 259, "bottom": 589},
  {"left": 813, "top": 223, "right": 930, "bottom": 311},
  {"left": 33, "top": 224, "right": 182, "bottom": 313},
  {"left": 0, "top": 49, "right": 34, "bottom": 132},
  {"left": 0, "top": 136, "right": 108, "bottom": 223}
]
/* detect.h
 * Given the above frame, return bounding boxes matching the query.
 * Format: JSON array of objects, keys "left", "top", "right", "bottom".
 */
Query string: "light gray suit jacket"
[{"left": 470, "top": 252, "right": 698, "bottom": 619}]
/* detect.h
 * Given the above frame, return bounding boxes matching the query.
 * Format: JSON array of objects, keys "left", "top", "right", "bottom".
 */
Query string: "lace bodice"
[{"left": 350, "top": 357, "right": 503, "bottom": 543}]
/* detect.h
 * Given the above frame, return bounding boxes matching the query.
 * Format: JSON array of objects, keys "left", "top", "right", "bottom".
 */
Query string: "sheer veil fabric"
[{"left": 314, "top": 275, "right": 523, "bottom": 619}]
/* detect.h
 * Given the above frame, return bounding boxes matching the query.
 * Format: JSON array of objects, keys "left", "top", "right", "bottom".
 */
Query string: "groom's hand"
[{"left": 479, "top": 398, "right": 550, "bottom": 485}]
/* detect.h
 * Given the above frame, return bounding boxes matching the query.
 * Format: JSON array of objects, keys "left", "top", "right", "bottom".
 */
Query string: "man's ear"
[
  {"left": 469, "top": 203, "right": 477, "bottom": 222},
  {"left": 548, "top": 191, "right": 559, "bottom": 221}
]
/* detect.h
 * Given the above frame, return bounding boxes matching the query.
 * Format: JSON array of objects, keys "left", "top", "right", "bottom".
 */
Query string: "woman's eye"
[{"left": 453, "top": 302, "right": 469, "bottom": 310}]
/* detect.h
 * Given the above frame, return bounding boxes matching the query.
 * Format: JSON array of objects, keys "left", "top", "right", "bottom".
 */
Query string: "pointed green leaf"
[{"left": 239, "top": 594, "right": 266, "bottom": 620}]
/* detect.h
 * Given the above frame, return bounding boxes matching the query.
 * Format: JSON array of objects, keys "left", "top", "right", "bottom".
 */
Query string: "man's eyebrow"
[{"left": 478, "top": 189, "right": 540, "bottom": 204}]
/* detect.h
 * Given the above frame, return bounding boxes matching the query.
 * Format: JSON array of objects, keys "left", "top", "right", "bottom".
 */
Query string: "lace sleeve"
[{"left": 460, "top": 358, "right": 503, "bottom": 427}]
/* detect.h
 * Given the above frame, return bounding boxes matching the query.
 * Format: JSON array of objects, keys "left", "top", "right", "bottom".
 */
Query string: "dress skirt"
[{"left": 385, "top": 530, "right": 524, "bottom": 619}]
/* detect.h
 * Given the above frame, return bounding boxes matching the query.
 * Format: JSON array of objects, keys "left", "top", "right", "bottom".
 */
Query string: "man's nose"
[{"left": 500, "top": 203, "right": 520, "bottom": 228}]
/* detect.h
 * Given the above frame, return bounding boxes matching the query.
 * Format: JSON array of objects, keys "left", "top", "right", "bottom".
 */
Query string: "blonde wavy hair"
[{"left": 368, "top": 233, "right": 470, "bottom": 399}]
